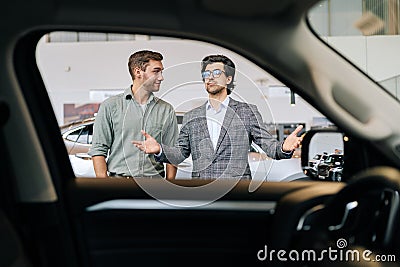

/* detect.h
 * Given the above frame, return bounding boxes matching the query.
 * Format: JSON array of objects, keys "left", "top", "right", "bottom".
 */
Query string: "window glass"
[
  {"left": 66, "top": 128, "right": 82, "bottom": 142},
  {"left": 76, "top": 126, "right": 90, "bottom": 144},
  {"left": 36, "top": 32, "right": 341, "bottom": 181},
  {"left": 87, "top": 125, "right": 93, "bottom": 144},
  {"left": 308, "top": 0, "right": 400, "bottom": 101}
]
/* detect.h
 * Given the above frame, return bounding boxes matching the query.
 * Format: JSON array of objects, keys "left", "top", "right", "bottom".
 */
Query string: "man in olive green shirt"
[{"left": 88, "top": 50, "right": 178, "bottom": 179}]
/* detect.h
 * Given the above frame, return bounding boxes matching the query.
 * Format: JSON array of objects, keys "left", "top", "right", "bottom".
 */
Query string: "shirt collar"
[
  {"left": 124, "top": 86, "right": 155, "bottom": 104},
  {"left": 206, "top": 96, "right": 230, "bottom": 111}
]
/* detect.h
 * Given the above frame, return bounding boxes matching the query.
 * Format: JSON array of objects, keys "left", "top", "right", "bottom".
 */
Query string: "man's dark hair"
[
  {"left": 201, "top": 54, "right": 236, "bottom": 95},
  {"left": 128, "top": 50, "right": 163, "bottom": 80}
]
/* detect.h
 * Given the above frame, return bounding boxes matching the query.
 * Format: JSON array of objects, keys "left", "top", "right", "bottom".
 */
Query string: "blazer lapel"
[
  {"left": 214, "top": 98, "right": 238, "bottom": 154},
  {"left": 197, "top": 103, "right": 215, "bottom": 152}
]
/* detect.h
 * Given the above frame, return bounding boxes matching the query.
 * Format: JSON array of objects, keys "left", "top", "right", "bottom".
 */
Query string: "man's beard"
[{"left": 206, "top": 84, "right": 225, "bottom": 95}]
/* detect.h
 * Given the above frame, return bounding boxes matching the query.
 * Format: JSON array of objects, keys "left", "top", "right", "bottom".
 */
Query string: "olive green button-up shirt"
[{"left": 88, "top": 87, "right": 178, "bottom": 177}]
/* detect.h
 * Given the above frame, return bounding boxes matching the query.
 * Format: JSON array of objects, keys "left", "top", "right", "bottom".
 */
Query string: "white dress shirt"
[{"left": 206, "top": 96, "right": 230, "bottom": 150}]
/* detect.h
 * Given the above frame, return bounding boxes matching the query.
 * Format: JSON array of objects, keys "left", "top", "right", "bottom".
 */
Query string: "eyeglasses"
[{"left": 201, "top": 69, "right": 225, "bottom": 79}]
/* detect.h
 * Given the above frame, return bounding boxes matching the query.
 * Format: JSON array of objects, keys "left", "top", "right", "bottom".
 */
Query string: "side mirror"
[{"left": 301, "top": 127, "right": 344, "bottom": 181}]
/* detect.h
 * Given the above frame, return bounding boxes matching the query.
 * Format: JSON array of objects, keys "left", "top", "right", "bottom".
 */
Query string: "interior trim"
[{"left": 86, "top": 199, "right": 276, "bottom": 211}]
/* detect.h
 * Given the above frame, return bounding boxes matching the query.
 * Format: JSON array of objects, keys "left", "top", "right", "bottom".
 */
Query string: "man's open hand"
[
  {"left": 132, "top": 130, "right": 161, "bottom": 154},
  {"left": 282, "top": 125, "right": 303, "bottom": 152}
]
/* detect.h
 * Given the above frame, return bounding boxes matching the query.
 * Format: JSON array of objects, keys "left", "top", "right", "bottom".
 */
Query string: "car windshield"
[{"left": 308, "top": 0, "right": 400, "bottom": 102}]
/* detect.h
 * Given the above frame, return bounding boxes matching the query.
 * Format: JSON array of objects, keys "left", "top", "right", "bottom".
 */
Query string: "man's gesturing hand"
[
  {"left": 282, "top": 125, "right": 303, "bottom": 152},
  {"left": 132, "top": 130, "right": 161, "bottom": 154}
]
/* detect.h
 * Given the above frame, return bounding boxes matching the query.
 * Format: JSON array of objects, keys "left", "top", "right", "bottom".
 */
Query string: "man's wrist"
[
  {"left": 155, "top": 144, "right": 162, "bottom": 157},
  {"left": 281, "top": 143, "right": 292, "bottom": 154}
]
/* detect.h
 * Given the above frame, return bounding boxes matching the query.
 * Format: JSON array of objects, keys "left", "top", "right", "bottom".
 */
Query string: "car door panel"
[{"left": 65, "top": 179, "right": 341, "bottom": 266}]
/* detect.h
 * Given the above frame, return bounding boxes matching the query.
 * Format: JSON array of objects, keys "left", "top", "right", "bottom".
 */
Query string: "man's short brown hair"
[{"left": 128, "top": 50, "right": 163, "bottom": 80}]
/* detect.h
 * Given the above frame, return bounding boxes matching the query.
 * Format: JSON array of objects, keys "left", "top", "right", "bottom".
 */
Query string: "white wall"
[
  {"left": 326, "top": 35, "right": 400, "bottom": 98},
  {"left": 327, "top": 35, "right": 400, "bottom": 81},
  {"left": 36, "top": 36, "right": 323, "bottom": 127},
  {"left": 36, "top": 34, "right": 400, "bottom": 128}
]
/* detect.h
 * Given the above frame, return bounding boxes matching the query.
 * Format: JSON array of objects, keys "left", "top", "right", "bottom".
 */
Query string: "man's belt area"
[{"left": 108, "top": 172, "right": 164, "bottom": 179}]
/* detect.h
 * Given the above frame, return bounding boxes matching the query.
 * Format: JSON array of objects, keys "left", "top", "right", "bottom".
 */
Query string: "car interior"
[{"left": 1, "top": 0, "right": 400, "bottom": 266}]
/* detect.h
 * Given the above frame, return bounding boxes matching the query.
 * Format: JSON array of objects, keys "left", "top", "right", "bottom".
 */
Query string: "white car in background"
[
  {"left": 175, "top": 143, "right": 303, "bottom": 181},
  {"left": 63, "top": 118, "right": 304, "bottom": 180}
]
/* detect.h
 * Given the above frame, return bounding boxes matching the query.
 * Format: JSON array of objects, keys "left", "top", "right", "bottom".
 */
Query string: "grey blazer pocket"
[{"left": 229, "top": 166, "right": 250, "bottom": 177}]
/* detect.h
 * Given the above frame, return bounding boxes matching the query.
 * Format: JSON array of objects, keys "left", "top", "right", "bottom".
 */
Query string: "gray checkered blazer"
[{"left": 158, "top": 98, "right": 291, "bottom": 179}]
